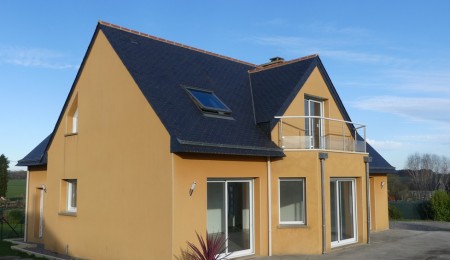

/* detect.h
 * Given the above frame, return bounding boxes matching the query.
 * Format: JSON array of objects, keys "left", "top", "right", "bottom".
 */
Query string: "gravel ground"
[
  {"left": 390, "top": 220, "right": 450, "bottom": 232},
  {"left": 254, "top": 221, "right": 450, "bottom": 260}
]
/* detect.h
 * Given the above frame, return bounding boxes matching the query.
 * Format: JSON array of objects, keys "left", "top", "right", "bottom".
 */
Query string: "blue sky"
[{"left": 1, "top": 1, "right": 450, "bottom": 170}]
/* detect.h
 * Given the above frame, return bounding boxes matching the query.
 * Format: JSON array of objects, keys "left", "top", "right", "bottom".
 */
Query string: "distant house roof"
[
  {"left": 366, "top": 142, "right": 396, "bottom": 174},
  {"left": 17, "top": 21, "right": 396, "bottom": 173},
  {"left": 16, "top": 134, "right": 50, "bottom": 166}
]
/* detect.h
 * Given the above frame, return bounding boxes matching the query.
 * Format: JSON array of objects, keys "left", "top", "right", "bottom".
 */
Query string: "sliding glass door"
[
  {"left": 330, "top": 179, "right": 357, "bottom": 247},
  {"left": 207, "top": 180, "right": 253, "bottom": 258}
]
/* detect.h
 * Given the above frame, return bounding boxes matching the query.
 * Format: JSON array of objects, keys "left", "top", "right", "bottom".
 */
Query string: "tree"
[
  {"left": 387, "top": 173, "right": 409, "bottom": 200},
  {"left": 406, "top": 153, "right": 450, "bottom": 191},
  {"left": 0, "top": 154, "right": 9, "bottom": 197}
]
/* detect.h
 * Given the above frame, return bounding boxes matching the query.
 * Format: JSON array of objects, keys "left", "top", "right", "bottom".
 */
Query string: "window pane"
[
  {"left": 71, "top": 181, "right": 77, "bottom": 208},
  {"left": 330, "top": 181, "right": 338, "bottom": 242},
  {"left": 192, "top": 90, "right": 227, "bottom": 110},
  {"left": 207, "top": 182, "right": 225, "bottom": 234},
  {"left": 72, "top": 108, "right": 78, "bottom": 133},
  {"left": 339, "top": 181, "right": 354, "bottom": 240},
  {"left": 280, "top": 179, "right": 304, "bottom": 223},
  {"left": 186, "top": 88, "right": 231, "bottom": 114},
  {"left": 66, "top": 180, "right": 77, "bottom": 212},
  {"left": 227, "top": 182, "right": 251, "bottom": 252}
]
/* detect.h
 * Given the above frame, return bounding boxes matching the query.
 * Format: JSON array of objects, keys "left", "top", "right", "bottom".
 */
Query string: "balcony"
[{"left": 275, "top": 116, "right": 366, "bottom": 153}]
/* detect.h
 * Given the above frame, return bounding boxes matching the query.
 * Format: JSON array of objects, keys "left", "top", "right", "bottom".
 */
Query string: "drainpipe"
[
  {"left": 267, "top": 157, "right": 272, "bottom": 256},
  {"left": 319, "top": 152, "right": 328, "bottom": 254},
  {"left": 24, "top": 170, "right": 30, "bottom": 242},
  {"left": 364, "top": 156, "right": 372, "bottom": 244}
]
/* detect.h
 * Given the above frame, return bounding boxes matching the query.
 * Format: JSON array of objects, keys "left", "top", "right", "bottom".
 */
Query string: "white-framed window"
[
  {"left": 72, "top": 108, "right": 78, "bottom": 133},
  {"left": 279, "top": 178, "right": 305, "bottom": 224},
  {"left": 66, "top": 179, "right": 77, "bottom": 212}
]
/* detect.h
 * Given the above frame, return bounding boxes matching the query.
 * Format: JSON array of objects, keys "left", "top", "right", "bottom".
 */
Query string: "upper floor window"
[
  {"left": 72, "top": 108, "right": 78, "bottom": 133},
  {"left": 67, "top": 94, "right": 78, "bottom": 134},
  {"left": 185, "top": 86, "right": 232, "bottom": 117}
]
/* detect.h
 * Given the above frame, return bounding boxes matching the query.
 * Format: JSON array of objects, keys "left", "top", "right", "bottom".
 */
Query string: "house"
[{"left": 18, "top": 21, "right": 395, "bottom": 259}]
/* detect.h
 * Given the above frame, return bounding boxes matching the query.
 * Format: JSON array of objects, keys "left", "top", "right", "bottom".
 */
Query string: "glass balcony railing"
[{"left": 274, "top": 116, "right": 366, "bottom": 153}]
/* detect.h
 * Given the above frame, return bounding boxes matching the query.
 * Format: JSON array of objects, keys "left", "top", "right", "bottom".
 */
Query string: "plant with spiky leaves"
[{"left": 181, "top": 231, "right": 230, "bottom": 260}]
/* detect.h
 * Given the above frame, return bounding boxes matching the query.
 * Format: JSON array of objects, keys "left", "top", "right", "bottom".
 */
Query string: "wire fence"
[{"left": 0, "top": 207, "right": 25, "bottom": 239}]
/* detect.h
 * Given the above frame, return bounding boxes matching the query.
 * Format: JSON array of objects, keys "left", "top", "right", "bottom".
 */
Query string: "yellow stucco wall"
[
  {"left": 272, "top": 66, "right": 352, "bottom": 146},
  {"left": 271, "top": 151, "right": 367, "bottom": 254},
  {"left": 26, "top": 166, "right": 47, "bottom": 244},
  {"left": 370, "top": 175, "right": 389, "bottom": 231},
  {"left": 42, "top": 30, "right": 173, "bottom": 259},
  {"left": 171, "top": 154, "right": 269, "bottom": 258},
  {"left": 270, "top": 66, "right": 368, "bottom": 254}
]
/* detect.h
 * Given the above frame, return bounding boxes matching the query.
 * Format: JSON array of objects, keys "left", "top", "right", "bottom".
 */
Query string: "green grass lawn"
[{"left": 6, "top": 179, "right": 26, "bottom": 198}]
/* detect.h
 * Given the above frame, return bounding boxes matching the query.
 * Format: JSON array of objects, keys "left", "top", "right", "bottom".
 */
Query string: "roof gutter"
[
  {"left": 365, "top": 156, "right": 372, "bottom": 244},
  {"left": 267, "top": 157, "right": 272, "bottom": 256}
]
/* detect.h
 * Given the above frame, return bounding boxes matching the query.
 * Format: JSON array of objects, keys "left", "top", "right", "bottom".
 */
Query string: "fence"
[
  {"left": 389, "top": 201, "right": 431, "bottom": 220},
  {"left": 0, "top": 208, "right": 25, "bottom": 239}
]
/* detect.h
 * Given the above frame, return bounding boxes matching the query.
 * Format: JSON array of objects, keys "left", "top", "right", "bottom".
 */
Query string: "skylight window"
[{"left": 185, "top": 87, "right": 232, "bottom": 116}]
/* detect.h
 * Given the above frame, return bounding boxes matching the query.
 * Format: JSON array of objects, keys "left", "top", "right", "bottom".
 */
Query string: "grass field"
[{"left": 6, "top": 179, "right": 26, "bottom": 198}]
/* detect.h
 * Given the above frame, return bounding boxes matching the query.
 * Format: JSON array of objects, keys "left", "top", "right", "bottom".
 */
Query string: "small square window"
[
  {"left": 185, "top": 87, "right": 232, "bottom": 116},
  {"left": 279, "top": 178, "right": 305, "bottom": 224}
]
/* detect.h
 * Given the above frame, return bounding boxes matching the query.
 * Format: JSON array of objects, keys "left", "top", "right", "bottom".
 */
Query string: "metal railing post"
[{"left": 278, "top": 118, "right": 283, "bottom": 147}]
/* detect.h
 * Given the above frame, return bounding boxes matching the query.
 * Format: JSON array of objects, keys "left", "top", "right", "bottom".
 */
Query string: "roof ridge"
[
  {"left": 249, "top": 54, "right": 319, "bottom": 73},
  {"left": 98, "top": 21, "right": 257, "bottom": 67}
]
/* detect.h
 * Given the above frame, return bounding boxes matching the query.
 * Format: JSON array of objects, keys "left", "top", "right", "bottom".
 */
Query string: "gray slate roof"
[
  {"left": 17, "top": 22, "right": 395, "bottom": 174},
  {"left": 16, "top": 134, "right": 50, "bottom": 166}
]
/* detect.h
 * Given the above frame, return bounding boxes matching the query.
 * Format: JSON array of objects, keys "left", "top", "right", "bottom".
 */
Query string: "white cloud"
[
  {"left": 353, "top": 96, "right": 450, "bottom": 123},
  {"left": 367, "top": 138, "right": 403, "bottom": 150},
  {"left": 398, "top": 134, "right": 450, "bottom": 144},
  {"left": 251, "top": 34, "right": 410, "bottom": 67},
  {"left": 0, "top": 46, "right": 77, "bottom": 69},
  {"left": 383, "top": 68, "right": 450, "bottom": 95},
  {"left": 306, "top": 22, "right": 371, "bottom": 38}
]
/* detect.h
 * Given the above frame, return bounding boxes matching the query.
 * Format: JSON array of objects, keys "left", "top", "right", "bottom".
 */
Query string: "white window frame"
[
  {"left": 66, "top": 180, "right": 77, "bottom": 213},
  {"left": 279, "top": 178, "right": 306, "bottom": 225},
  {"left": 330, "top": 178, "right": 357, "bottom": 247},
  {"left": 207, "top": 179, "right": 254, "bottom": 259}
]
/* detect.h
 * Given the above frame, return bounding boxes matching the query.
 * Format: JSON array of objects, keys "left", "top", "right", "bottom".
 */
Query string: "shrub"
[
  {"left": 429, "top": 190, "right": 450, "bottom": 221},
  {"left": 388, "top": 204, "right": 402, "bottom": 220},
  {"left": 6, "top": 209, "right": 25, "bottom": 224}
]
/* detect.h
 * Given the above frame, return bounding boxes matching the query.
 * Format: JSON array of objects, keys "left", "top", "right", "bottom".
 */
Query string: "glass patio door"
[
  {"left": 207, "top": 180, "right": 253, "bottom": 258},
  {"left": 305, "top": 99, "right": 324, "bottom": 149},
  {"left": 330, "top": 179, "right": 357, "bottom": 247}
]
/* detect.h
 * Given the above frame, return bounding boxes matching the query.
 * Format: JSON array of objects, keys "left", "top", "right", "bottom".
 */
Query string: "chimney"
[
  {"left": 261, "top": 57, "right": 285, "bottom": 67},
  {"left": 270, "top": 57, "right": 284, "bottom": 63}
]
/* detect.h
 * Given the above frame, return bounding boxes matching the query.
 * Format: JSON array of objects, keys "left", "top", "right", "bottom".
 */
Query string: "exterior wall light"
[
  {"left": 189, "top": 181, "right": 197, "bottom": 196},
  {"left": 381, "top": 181, "right": 385, "bottom": 189}
]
